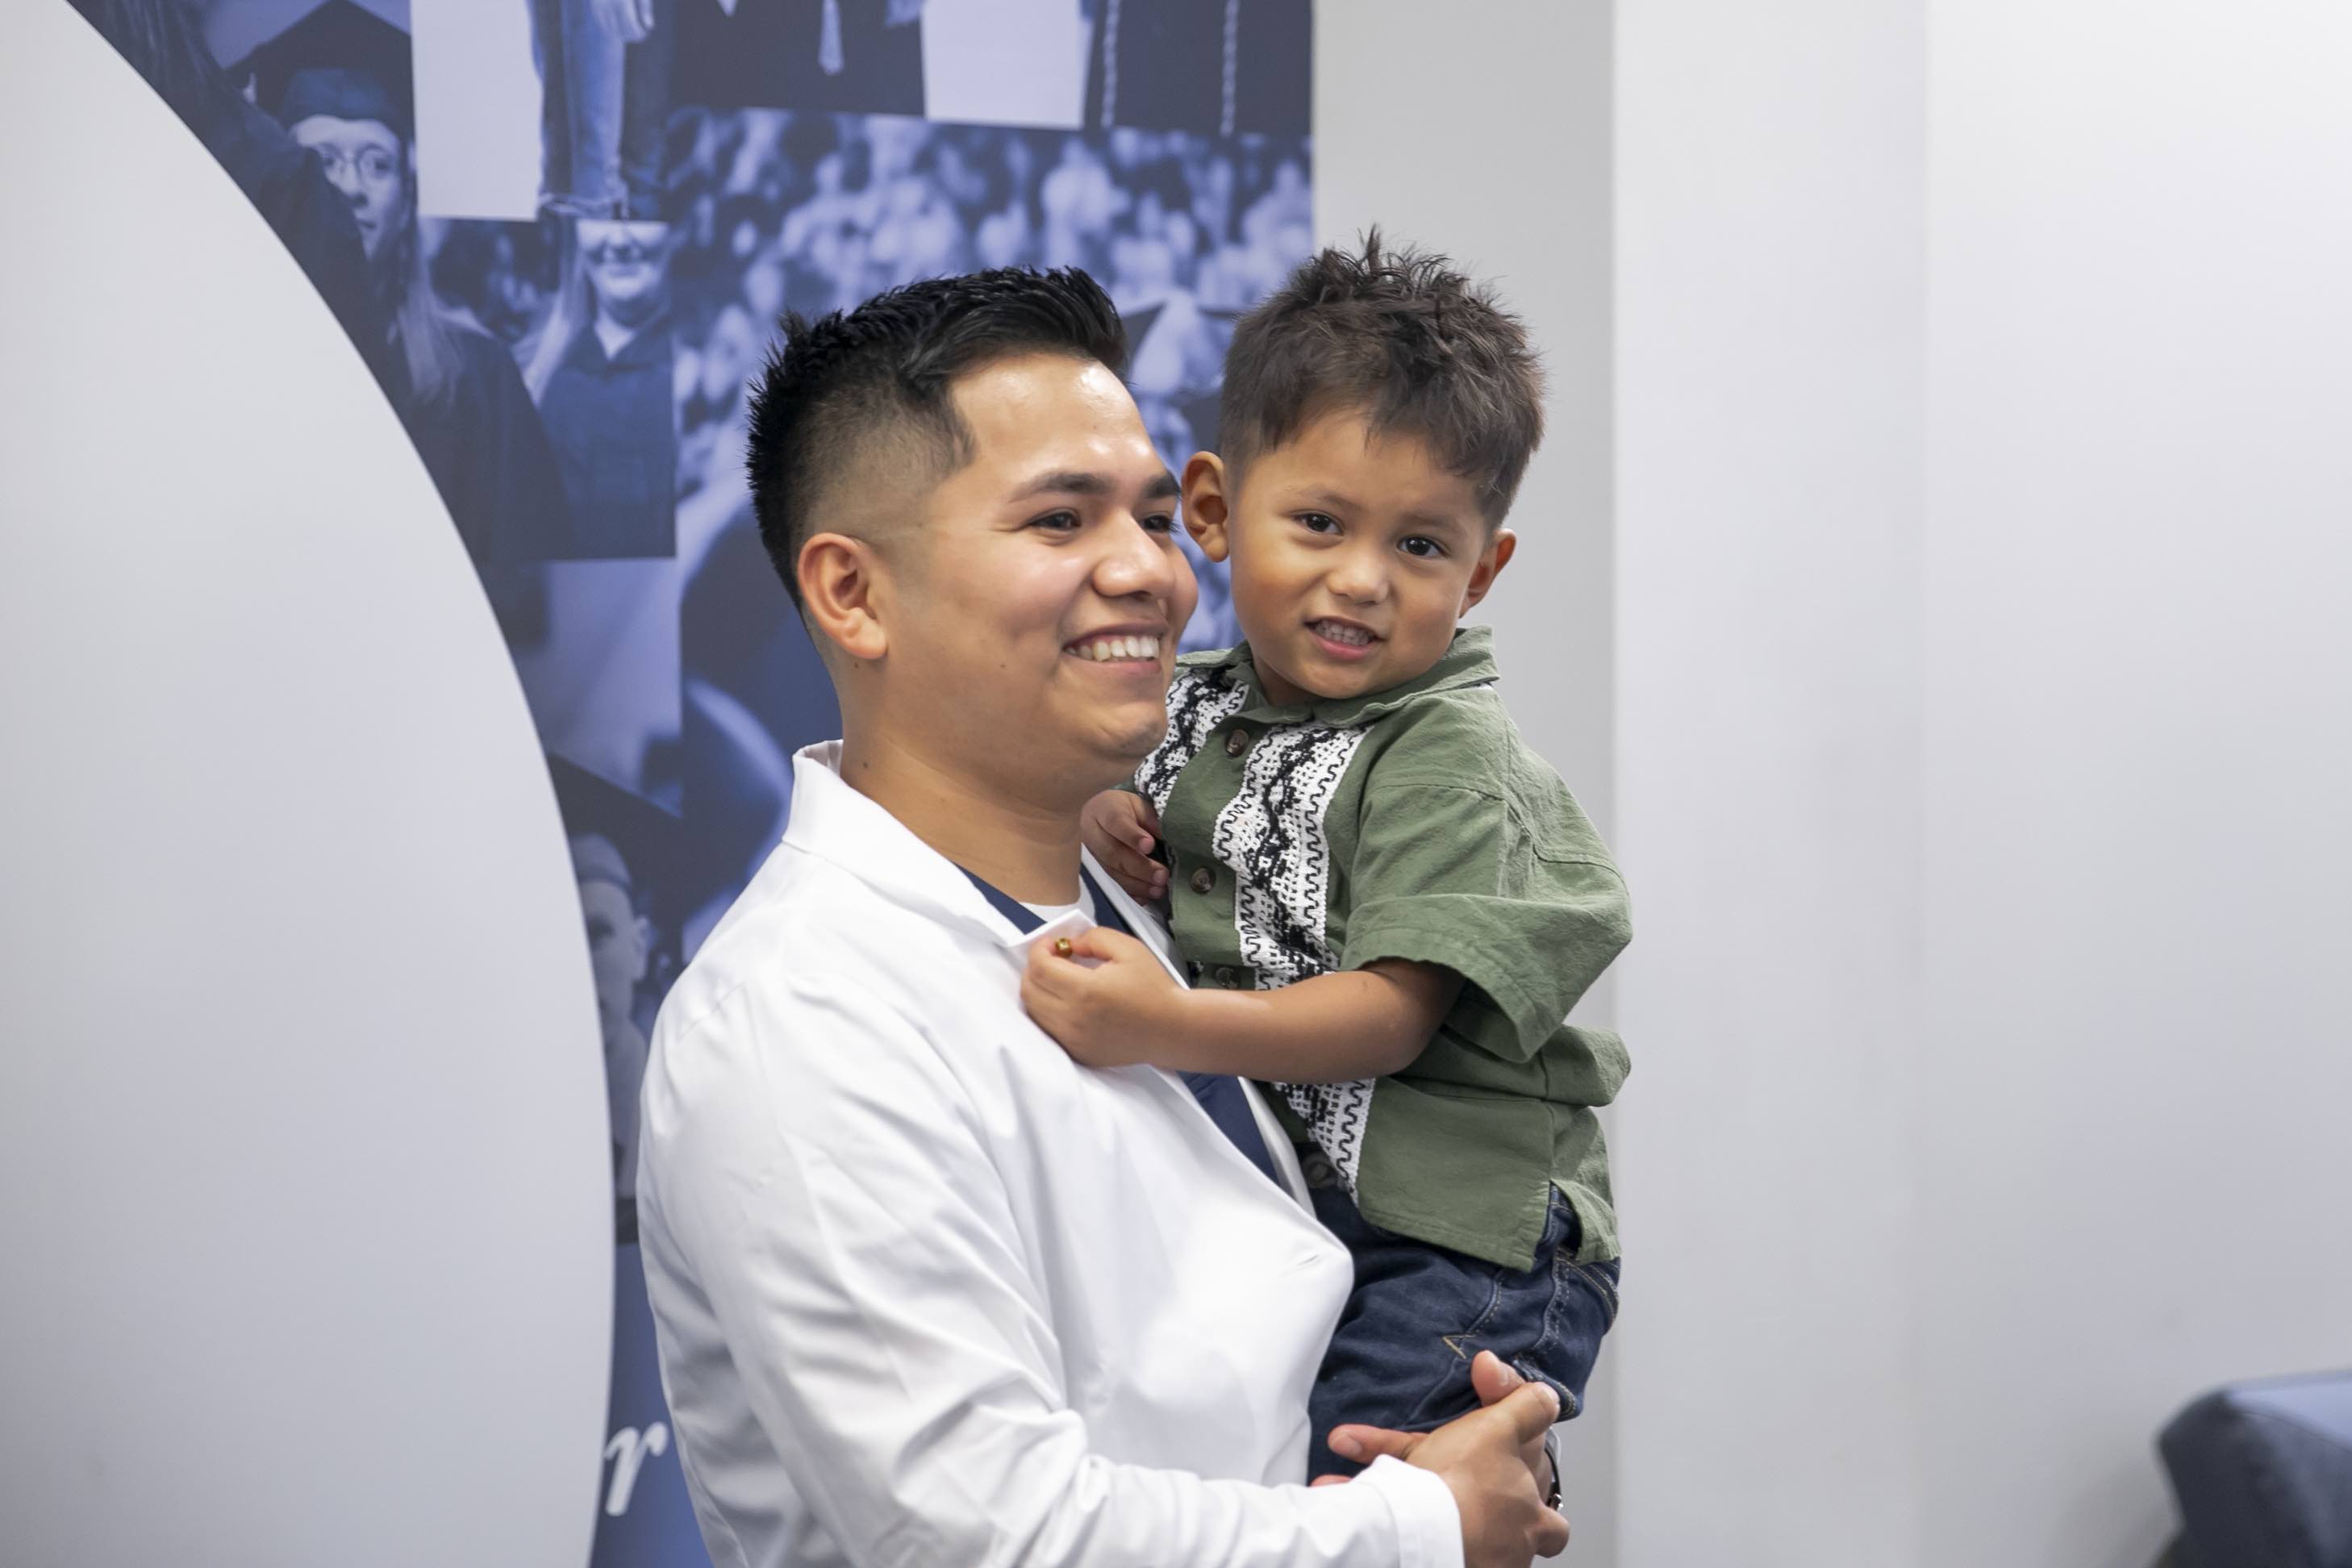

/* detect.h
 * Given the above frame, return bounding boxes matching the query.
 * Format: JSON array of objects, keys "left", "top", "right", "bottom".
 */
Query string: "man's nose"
[{"left": 1095, "top": 513, "right": 1178, "bottom": 600}]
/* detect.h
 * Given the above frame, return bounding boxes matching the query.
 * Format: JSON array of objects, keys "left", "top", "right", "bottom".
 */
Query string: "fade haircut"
[
  {"left": 1220, "top": 231, "right": 1545, "bottom": 525},
  {"left": 745, "top": 268, "right": 1129, "bottom": 611}
]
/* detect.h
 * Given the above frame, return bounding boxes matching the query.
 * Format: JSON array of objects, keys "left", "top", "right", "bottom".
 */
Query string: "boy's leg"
[{"left": 1307, "top": 1182, "right": 1620, "bottom": 1482}]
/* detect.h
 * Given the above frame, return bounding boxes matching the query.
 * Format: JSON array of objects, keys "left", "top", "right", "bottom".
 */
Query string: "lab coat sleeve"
[{"left": 646, "top": 970, "right": 1463, "bottom": 1568}]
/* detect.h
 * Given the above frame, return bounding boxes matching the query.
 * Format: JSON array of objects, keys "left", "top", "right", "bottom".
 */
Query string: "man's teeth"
[
  {"left": 1076, "top": 634, "right": 1161, "bottom": 661},
  {"left": 1313, "top": 620, "right": 1374, "bottom": 647}
]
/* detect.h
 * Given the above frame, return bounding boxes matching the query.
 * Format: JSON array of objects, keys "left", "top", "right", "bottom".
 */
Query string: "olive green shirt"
[{"left": 1135, "top": 627, "right": 1630, "bottom": 1270}]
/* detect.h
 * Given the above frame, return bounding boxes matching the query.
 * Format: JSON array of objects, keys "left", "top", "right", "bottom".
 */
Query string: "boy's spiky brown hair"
[{"left": 1220, "top": 231, "right": 1545, "bottom": 523}]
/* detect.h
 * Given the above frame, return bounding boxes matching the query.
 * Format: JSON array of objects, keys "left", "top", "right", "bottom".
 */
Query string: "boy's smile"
[{"left": 1184, "top": 408, "right": 1517, "bottom": 706}]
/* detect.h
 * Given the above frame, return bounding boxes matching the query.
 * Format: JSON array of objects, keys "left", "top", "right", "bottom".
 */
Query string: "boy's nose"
[{"left": 1327, "top": 553, "right": 1389, "bottom": 604}]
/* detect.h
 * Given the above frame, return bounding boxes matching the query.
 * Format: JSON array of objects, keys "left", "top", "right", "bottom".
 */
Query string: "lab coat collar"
[
  {"left": 782, "top": 742, "right": 1155, "bottom": 965},
  {"left": 784, "top": 742, "right": 1311, "bottom": 1203}
]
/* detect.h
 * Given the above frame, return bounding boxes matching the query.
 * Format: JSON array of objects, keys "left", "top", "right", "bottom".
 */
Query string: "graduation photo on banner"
[{"left": 61, "top": 0, "right": 1312, "bottom": 1560}]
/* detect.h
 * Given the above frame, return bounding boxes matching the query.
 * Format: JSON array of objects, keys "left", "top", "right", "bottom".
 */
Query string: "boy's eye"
[
  {"left": 1297, "top": 511, "right": 1340, "bottom": 535},
  {"left": 1399, "top": 536, "right": 1447, "bottom": 559},
  {"left": 1029, "top": 509, "right": 1082, "bottom": 533},
  {"left": 1141, "top": 511, "right": 1178, "bottom": 535}
]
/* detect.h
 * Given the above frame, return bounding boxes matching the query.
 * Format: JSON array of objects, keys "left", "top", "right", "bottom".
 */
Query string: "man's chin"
[
  {"left": 1108, "top": 706, "right": 1173, "bottom": 759},
  {"left": 1070, "top": 714, "right": 1170, "bottom": 785}
]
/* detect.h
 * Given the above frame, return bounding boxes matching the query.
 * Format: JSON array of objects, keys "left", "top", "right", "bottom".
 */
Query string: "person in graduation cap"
[
  {"left": 67, "top": 0, "right": 384, "bottom": 378},
  {"left": 571, "top": 831, "right": 655, "bottom": 1232},
  {"left": 264, "top": 15, "right": 571, "bottom": 565},
  {"left": 519, "top": 217, "right": 679, "bottom": 558}
]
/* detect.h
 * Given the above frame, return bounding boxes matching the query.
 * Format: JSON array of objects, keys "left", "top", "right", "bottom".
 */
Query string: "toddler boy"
[{"left": 1021, "top": 236, "right": 1631, "bottom": 1478}]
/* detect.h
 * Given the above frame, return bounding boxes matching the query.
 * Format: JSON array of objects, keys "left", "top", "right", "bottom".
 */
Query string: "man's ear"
[
  {"left": 1181, "top": 451, "right": 1232, "bottom": 563},
  {"left": 799, "top": 532, "right": 890, "bottom": 663},
  {"left": 1459, "top": 528, "right": 1517, "bottom": 615}
]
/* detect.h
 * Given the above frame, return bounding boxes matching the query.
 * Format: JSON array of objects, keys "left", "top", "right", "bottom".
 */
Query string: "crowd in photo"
[{"left": 666, "top": 109, "right": 1318, "bottom": 653}]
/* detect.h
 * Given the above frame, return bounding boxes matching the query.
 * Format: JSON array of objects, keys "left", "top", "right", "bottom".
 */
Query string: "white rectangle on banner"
[
  {"left": 922, "top": 1, "right": 1086, "bottom": 129},
  {"left": 413, "top": 0, "right": 542, "bottom": 220}
]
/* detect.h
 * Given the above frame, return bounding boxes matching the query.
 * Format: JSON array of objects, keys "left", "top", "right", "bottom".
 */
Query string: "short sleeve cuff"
[
  {"left": 1355, "top": 1453, "right": 1465, "bottom": 1568},
  {"left": 1341, "top": 900, "right": 1554, "bottom": 1059}
]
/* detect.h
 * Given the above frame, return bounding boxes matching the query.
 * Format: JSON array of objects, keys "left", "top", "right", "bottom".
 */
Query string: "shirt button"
[
  {"left": 1224, "top": 728, "right": 1252, "bottom": 757},
  {"left": 1189, "top": 866, "right": 1216, "bottom": 895},
  {"left": 1215, "top": 966, "right": 1239, "bottom": 987}
]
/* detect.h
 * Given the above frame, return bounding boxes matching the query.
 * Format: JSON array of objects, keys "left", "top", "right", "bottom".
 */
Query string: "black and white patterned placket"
[
  {"left": 1208, "top": 720, "right": 1378, "bottom": 1195},
  {"left": 1135, "top": 667, "right": 1249, "bottom": 811}
]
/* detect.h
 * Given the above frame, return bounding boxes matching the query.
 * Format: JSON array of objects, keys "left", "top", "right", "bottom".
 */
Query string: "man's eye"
[
  {"left": 1141, "top": 512, "right": 1178, "bottom": 534},
  {"left": 1030, "top": 510, "right": 1082, "bottom": 532},
  {"left": 1400, "top": 536, "right": 1446, "bottom": 559},
  {"left": 1298, "top": 512, "right": 1339, "bottom": 534}
]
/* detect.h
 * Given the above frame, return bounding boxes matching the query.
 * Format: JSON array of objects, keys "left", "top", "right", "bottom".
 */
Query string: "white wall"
[
  {"left": 1917, "top": 3, "right": 2352, "bottom": 1565},
  {"left": 1616, "top": 2, "right": 2352, "bottom": 1566},
  {"left": 1316, "top": 4, "right": 1619, "bottom": 1558},
  {"left": 1613, "top": 2, "right": 1929, "bottom": 1563},
  {"left": 0, "top": 8, "right": 611, "bottom": 1563}
]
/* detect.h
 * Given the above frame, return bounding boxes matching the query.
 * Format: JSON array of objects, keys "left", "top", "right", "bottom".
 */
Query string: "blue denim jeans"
[
  {"left": 530, "top": 0, "right": 676, "bottom": 219},
  {"left": 1307, "top": 1181, "right": 1620, "bottom": 1481}
]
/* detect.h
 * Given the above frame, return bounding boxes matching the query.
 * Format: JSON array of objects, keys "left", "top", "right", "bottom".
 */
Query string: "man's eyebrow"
[{"left": 1010, "top": 469, "right": 1182, "bottom": 503}]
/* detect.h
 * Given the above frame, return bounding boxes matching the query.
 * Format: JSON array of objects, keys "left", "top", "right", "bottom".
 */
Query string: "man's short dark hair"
[
  {"left": 744, "top": 268, "right": 1128, "bottom": 611},
  {"left": 1220, "top": 231, "right": 1545, "bottom": 525}
]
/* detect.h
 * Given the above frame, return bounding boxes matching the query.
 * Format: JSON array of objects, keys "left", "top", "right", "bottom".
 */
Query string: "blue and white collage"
[{"left": 69, "top": 1, "right": 1310, "bottom": 1560}]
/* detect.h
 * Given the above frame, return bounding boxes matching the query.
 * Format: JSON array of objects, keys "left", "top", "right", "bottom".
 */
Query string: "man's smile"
[{"left": 1065, "top": 628, "right": 1166, "bottom": 664}]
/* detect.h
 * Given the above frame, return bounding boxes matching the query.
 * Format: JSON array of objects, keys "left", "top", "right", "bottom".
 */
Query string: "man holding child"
[{"left": 640, "top": 244, "right": 1624, "bottom": 1566}]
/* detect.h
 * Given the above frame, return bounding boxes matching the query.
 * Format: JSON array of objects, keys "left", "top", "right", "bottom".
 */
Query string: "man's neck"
[{"left": 836, "top": 726, "right": 1091, "bottom": 906}]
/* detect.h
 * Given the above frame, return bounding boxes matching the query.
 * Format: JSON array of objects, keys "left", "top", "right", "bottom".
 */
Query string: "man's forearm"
[{"left": 1149, "top": 962, "right": 1461, "bottom": 1082}]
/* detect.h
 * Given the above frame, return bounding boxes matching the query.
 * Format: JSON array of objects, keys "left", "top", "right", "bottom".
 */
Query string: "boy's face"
[{"left": 1186, "top": 408, "right": 1516, "bottom": 705}]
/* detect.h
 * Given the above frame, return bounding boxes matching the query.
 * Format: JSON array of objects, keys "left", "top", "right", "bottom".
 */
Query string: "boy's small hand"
[
  {"left": 1081, "top": 790, "right": 1169, "bottom": 906},
  {"left": 1021, "top": 925, "right": 1188, "bottom": 1068}
]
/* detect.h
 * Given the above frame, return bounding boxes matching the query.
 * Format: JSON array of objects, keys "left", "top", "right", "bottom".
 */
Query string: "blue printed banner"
[{"left": 66, "top": 0, "right": 1308, "bottom": 1558}]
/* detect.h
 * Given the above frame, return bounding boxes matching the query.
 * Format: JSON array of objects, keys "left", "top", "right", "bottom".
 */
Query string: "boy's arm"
[{"left": 1023, "top": 933, "right": 1460, "bottom": 1081}]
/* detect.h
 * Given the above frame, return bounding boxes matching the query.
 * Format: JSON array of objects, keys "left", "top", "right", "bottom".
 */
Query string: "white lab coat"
[{"left": 638, "top": 743, "right": 1462, "bottom": 1568}]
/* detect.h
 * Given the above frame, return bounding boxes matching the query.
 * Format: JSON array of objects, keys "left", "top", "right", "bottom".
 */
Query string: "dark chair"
[{"left": 2159, "top": 1370, "right": 2352, "bottom": 1568}]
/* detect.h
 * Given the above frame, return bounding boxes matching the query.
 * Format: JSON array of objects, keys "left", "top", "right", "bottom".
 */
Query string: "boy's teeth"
[{"left": 1314, "top": 620, "right": 1371, "bottom": 646}]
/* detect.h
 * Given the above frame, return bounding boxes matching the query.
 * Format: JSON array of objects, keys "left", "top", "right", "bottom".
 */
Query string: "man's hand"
[
  {"left": 1081, "top": 790, "right": 1168, "bottom": 905},
  {"left": 1314, "top": 1353, "right": 1553, "bottom": 1495},
  {"left": 1323, "top": 1353, "right": 1568, "bottom": 1567},
  {"left": 1021, "top": 926, "right": 1190, "bottom": 1068}
]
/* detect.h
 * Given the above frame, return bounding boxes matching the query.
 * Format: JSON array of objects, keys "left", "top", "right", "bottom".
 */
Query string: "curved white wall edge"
[{"left": 0, "top": 6, "right": 610, "bottom": 1564}]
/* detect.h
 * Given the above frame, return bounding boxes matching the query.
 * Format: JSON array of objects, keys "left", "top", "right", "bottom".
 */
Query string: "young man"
[{"left": 636, "top": 268, "right": 1570, "bottom": 1567}]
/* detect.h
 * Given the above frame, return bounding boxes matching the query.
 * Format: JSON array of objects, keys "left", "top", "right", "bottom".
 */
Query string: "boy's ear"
[
  {"left": 799, "top": 531, "right": 890, "bottom": 663},
  {"left": 1459, "top": 528, "right": 1517, "bottom": 615},
  {"left": 1181, "top": 451, "right": 1232, "bottom": 563}
]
